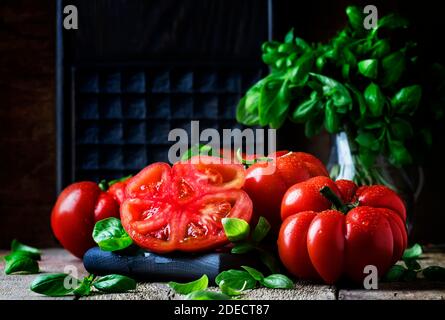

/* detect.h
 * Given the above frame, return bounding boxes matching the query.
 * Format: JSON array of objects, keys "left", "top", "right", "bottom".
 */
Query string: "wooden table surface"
[{"left": 1, "top": 248, "right": 444, "bottom": 300}]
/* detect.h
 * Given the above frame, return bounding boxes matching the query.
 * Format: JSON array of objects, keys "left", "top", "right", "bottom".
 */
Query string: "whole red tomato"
[
  {"left": 51, "top": 182, "right": 120, "bottom": 258},
  {"left": 278, "top": 177, "right": 407, "bottom": 284},
  {"left": 243, "top": 151, "right": 329, "bottom": 231},
  {"left": 120, "top": 156, "right": 252, "bottom": 253}
]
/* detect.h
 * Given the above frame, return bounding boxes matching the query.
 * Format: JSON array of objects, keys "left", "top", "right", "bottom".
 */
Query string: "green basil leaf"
[
  {"left": 402, "top": 269, "right": 418, "bottom": 281},
  {"left": 30, "top": 273, "right": 78, "bottom": 297},
  {"left": 346, "top": 84, "right": 367, "bottom": 117},
  {"left": 236, "top": 95, "right": 260, "bottom": 126},
  {"left": 168, "top": 275, "right": 208, "bottom": 295},
  {"left": 371, "top": 39, "right": 390, "bottom": 59},
  {"left": 181, "top": 144, "right": 214, "bottom": 161},
  {"left": 222, "top": 218, "right": 250, "bottom": 242},
  {"left": 258, "top": 250, "right": 281, "bottom": 274},
  {"left": 291, "top": 97, "right": 320, "bottom": 123},
  {"left": 402, "top": 243, "right": 423, "bottom": 260},
  {"left": 251, "top": 216, "right": 271, "bottom": 244},
  {"left": 355, "top": 132, "right": 379, "bottom": 151},
  {"left": 215, "top": 270, "right": 257, "bottom": 291},
  {"left": 391, "top": 85, "right": 422, "bottom": 115},
  {"left": 304, "top": 113, "right": 323, "bottom": 138},
  {"left": 219, "top": 281, "right": 245, "bottom": 296},
  {"left": 324, "top": 101, "right": 340, "bottom": 134},
  {"left": 261, "top": 274, "right": 294, "bottom": 289},
  {"left": 92, "top": 217, "right": 133, "bottom": 252},
  {"left": 73, "top": 275, "right": 95, "bottom": 297},
  {"left": 404, "top": 259, "right": 422, "bottom": 272},
  {"left": 284, "top": 28, "right": 294, "bottom": 44},
  {"left": 422, "top": 266, "right": 445, "bottom": 281},
  {"left": 294, "top": 37, "right": 311, "bottom": 53},
  {"left": 384, "top": 265, "right": 406, "bottom": 282},
  {"left": 11, "top": 239, "right": 41, "bottom": 260},
  {"left": 358, "top": 59, "right": 378, "bottom": 79},
  {"left": 258, "top": 77, "right": 290, "bottom": 129},
  {"left": 390, "top": 118, "right": 413, "bottom": 141},
  {"left": 309, "top": 73, "right": 351, "bottom": 108},
  {"left": 378, "top": 14, "right": 409, "bottom": 30},
  {"left": 359, "top": 147, "right": 377, "bottom": 168},
  {"left": 288, "top": 51, "right": 314, "bottom": 85},
  {"left": 388, "top": 139, "right": 412, "bottom": 166},
  {"left": 231, "top": 242, "right": 255, "bottom": 254},
  {"left": 346, "top": 6, "right": 364, "bottom": 31},
  {"left": 186, "top": 290, "right": 231, "bottom": 300},
  {"left": 364, "top": 83, "right": 385, "bottom": 116},
  {"left": 4, "top": 252, "right": 39, "bottom": 275},
  {"left": 93, "top": 274, "right": 136, "bottom": 293},
  {"left": 382, "top": 51, "right": 405, "bottom": 87},
  {"left": 241, "top": 266, "right": 264, "bottom": 281}
]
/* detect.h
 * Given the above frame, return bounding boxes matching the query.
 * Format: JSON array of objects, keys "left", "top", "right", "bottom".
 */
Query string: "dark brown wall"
[{"left": 0, "top": 0, "right": 57, "bottom": 248}]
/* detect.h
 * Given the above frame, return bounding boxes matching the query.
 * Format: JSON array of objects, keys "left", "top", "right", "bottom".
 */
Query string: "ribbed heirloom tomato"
[
  {"left": 243, "top": 151, "right": 329, "bottom": 230},
  {"left": 120, "top": 156, "right": 252, "bottom": 253},
  {"left": 278, "top": 176, "right": 407, "bottom": 284}
]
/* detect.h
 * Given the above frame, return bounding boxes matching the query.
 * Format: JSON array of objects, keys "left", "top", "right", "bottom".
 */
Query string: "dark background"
[{"left": 1, "top": 0, "right": 444, "bottom": 249}]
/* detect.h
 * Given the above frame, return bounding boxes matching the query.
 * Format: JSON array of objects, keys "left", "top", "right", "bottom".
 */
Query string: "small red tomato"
[
  {"left": 51, "top": 182, "right": 119, "bottom": 258},
  {"left": 244, "top": 151, "right": 329, "bottom": 231}
]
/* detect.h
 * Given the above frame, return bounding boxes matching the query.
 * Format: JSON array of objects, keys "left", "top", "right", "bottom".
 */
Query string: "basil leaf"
[
  {"left": 382, "top": 51, "right": 405, "bottom": 88},
  {"left": 358, "top": 59, "right": 378, "bottom": 79},
  {"left": 11, "top": 239, "right": 41, "bottom": 260},
  {"left": 222, "top": 218, "right": 250, "bottom": 242},
  {"left": 402, "top": 243, "right": 423, "bottom": 260},
  {"left": 231, "top": 243, "right": 255, "bottom": 254},
  {"left": 261, "top": 274, "right": 294, "bottom": 289},
  {"left": 390, "top": 118, "right": 413, "bottom": 141},
  {"left": 378, "top": 14, "right": 409, "bottom": 30},
  {"left": 358, "top": 147, "right": 377, "bottom": 168},
  {"left": 324, "top": 100, "right": 340, "bottom": 134},
  {"left": 304, "top": 113, "right": 323, "bottom": 138},
  {"left": 186, "top": 290, "right": 231, "bottom": 301},
  {"left": 241, "top": 266, "right": 264, "bottom": 281},
  {"left": 388, "top": 139, "right": 412, "bottom": 166},
  {"left": 259, "top": 250, "right": 281, "bottom": 274},
  {"left": 251, "top": 217, "right": 271, "bottom": 244},
  {"left": 346, "top": 6, "right": 364, "bottom": 31},
  {"left": 93, "top": 274, "right": 136, "bottom": 293},
  {"left": 215, "top": 270, "right": 257, "bottom": 291},
  {"left": 181, "top": 144, "right": 214, "bottom": 161},
  {"left": 347, "top": 84, "right": 367, "bottom": 117},
  {"left": 284, "top": 28, "right": 294, "bottom": 44},
  {"left": 294, "top": 37, "right": 311, "bottom": 53},
  {"left": 4, "top": 252, "right": 39, "bottom": 275},
  {"left": 391, "top": 85, "right": 422, "bottom": 115},
  {"left": 423, "top": 266, "right": 445, "bottom": 281},
  {"left": 288, "top": 51, "right": 314, "bottom": 85},
  {"left": 404, "top": 259, "right": 422, "bottom": 272},
  {"left": 371, "top": 39, "right": 390, "bottom": 59},
  {"left": 92, "top": 217, "right": 133, "bottom": 252},
  {"left": 30, "top": 273, "right": 78, "bottom": 297},
  {"left": 73, "top": 275, "right": 95, "bottom": 297},
  {"left": 219, "top": 281, "right": 245, "bottom": 296},
  {"left": 291, "top": 97, "right": 320, "bottom": 123},
  {"left": 364, "top": 83, "right": 385, "bottom": 116},
  {"left": 355, "top": 132, "right": 379, "bottom": 151},
  {"left": 310, "top": 73, "right": 351, "bottom": 108},
  {"left": 384, "top": 265, "right": 406, "bottom": 282},
  {"left": 403, "top": 269, "right": 418, "bottom": 281},
  {"left": 168, "top": 275, "right": 208, "bottom": 295},
  {"left": 258, "top": 77, "right": 290, "bottom": 128},
  {"left": 236, "top": 95, "right": 260, "bottom": 126}
]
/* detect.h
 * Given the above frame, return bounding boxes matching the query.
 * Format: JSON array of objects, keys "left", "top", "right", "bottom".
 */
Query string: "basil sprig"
[
  {"left": 222, "top": 216, "right": 280, "bottom": 273},
  {"left": 93, "top": 217, "right": 133, "bottom": 251},
  {"left": 3, "top": 240, "right": 41, "bottom": 275},
  {"left": 31, "top": 273, "right": 136, "bottom": 297},
  {"left": 237, "top": 5, "right": 444, "bottom": 173}
]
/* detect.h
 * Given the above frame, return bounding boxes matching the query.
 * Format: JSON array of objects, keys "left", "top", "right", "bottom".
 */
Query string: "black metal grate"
[{"left": 73, "top": 64, "right": 265, "bottom": 182}]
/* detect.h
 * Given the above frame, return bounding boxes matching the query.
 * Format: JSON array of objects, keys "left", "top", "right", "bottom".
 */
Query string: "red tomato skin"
[
  {"left": 335, "top": 179, "right": 358, "bottom": 203},
  {"left": 244, "top": 152, "right": 329, "bottom": 232},
  {"left": 356, "top": 185, "right": 407, "bottom": 221},
  {"left": 51, "top": 182, "right": 119, "bottom": 258},
  {"left": 344, "top": 207, "right": 394, "bottom": 283},
  {"left": 108, "top": 181, "right": 127, "bottom": 205},
  {"left": 278, "top": 211, "right": 320, "bottom": 280},
  {"left": 281, "top": 176, "right": 341, "bottom": 221},
  {"left": 307, "top": 210, "right": 346, "bottom": 284}
]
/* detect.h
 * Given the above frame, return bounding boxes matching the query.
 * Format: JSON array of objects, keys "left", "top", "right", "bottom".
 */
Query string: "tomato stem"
[{"left": 319, "top": 186, "right": 348, "bottom": 214}]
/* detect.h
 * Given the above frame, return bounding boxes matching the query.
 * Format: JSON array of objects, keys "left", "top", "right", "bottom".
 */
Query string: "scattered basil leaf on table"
[
  {"left": 93, "top": 274, "right": 137, "bottom": 293},
  {"left": 93, "top": 217, "right": 133, "bottom": 251},
  {"left": 384, "top": 265, "right": 406, "bottom": 282},
  {"left": 186, "top": 290, "right": 231, "bottom": 301},
  {"left": 402, "top": 243, "right": 423, "bottom": 260},
  {"left": 168, "top": 275, "right": 209, "bottom": 295},
  {"left": 31, "top": 273, "right": 78, "bottom": 297},
  {"left": 422, "top": 266, "right": 445, "bottom": 281},
  {"left": 261, "top": 274, "right": 294, "bottom": 289},
  {"left": 11, "top": 239, "right": 41, "bottom": 260},
  {"left": 241, "top": 266, "right": 264, "bottom": 281},
  {"left": 215, "top": 270, "right": 257, "bottom": 292},
  {"left": 4, "top": 252, "right": 39, "bottom": 275}
]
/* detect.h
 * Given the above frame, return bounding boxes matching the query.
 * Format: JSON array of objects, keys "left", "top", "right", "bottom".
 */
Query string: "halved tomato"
[{"left": 121, "top": 156, "right": 252, "bottom": 253}]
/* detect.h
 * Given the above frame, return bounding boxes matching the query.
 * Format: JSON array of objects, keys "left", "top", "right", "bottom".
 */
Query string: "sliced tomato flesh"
[{"left": 120, "top": 157, "right": 252, "bottom": 253}]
